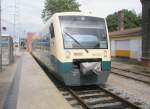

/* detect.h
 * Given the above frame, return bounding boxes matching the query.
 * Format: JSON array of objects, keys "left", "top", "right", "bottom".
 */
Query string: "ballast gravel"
[{"left": 106, "top": 73, "right": 150, "bottom": 109}]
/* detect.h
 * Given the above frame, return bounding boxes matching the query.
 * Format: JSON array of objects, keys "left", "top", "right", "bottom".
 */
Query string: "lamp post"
[
  {"left": 0, "top": 0, "right": 1, "bottom": 36},
  {"left": 0, "top": 0, "right": 1, "bottom": 72}
]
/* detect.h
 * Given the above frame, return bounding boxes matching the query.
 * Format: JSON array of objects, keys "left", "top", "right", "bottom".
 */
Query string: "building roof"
[{"left": 109, "top": 27, "right": 142, "bottom": 38}]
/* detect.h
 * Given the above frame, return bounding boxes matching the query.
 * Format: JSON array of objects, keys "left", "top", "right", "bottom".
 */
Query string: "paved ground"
[
  {"left": 3, "top": 56, "right": 23, "bottom": 109},
  {"left": 16, "top": 52, "right": 72, "bottom": 109},
  {"left": 0, "top": 56, "right": 21, "bottom": 109},
  {"left": 0, "top": 51, "right": 72, "bottom": 109}
]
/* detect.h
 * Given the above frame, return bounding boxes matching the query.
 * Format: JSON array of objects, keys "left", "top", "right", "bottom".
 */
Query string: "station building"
[
  {"left": 109, "top": 27, "right": 142, "bottom": 61},
  {"left": 109, "top": 10, "right": 142, "bottom": 61}
]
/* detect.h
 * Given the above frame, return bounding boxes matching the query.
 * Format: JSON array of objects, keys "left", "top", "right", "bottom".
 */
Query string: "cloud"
[
  {"left": 19, "top": 0, "right": 45, "bottom": 30},
  {"left": 2, "top": 0, "right": 45, "bottom": 36},
  {"left": 2, "top": 0, "right": 142, "bottom": 37},
  {"left": 78, "top": 0, "right": 142, "bottom": 17}
]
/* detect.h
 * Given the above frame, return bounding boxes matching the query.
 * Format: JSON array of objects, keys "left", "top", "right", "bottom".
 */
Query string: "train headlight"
[
  {"left": 65, "top": 51, "right": 71, "bottom": 59},
  {"left": 104, "top": 51, "right": 107, "bottom": 58}
]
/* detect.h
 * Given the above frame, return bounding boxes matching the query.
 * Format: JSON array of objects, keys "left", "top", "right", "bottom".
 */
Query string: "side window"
[{"left": 49, "top": 23, "right": 55, "bottom": 38}]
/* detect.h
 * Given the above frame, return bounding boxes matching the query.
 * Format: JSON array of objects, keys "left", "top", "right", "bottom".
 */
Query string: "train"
[{"left": 32, "top": 12, "right": 111, "bottom": 86}]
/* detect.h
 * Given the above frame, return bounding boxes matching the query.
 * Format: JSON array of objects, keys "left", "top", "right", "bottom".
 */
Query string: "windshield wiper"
[{"left": 63, "top": 31, "right": 88, "bottom": 53}]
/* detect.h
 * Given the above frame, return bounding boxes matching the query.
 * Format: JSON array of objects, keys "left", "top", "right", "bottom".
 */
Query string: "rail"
[
  {"left": 62, "top": 86, "right": 142, "bottom": 109},
  {"left": 111, "top": 67, "right": 150, "bottom": 85},
  {"left": 33, "top": 55, "right": 143, "bottom": 109}
]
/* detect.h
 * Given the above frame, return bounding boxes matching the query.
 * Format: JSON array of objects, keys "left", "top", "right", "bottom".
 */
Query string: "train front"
[{"left": 58, "top": 14, "right": 111, "bottom": 86}]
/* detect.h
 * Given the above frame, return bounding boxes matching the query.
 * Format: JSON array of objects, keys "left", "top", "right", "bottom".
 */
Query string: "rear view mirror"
[{"left": 49, "top": 23, "right": 55, "bottom": 38}]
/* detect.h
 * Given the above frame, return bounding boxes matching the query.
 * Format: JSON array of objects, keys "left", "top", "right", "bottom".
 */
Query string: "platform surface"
[
  {"left": 16, "top": 52, "right": 72, "bottom": 109},
  {"left": 0, "top": 56, "right": 19, "bottom": 109}
]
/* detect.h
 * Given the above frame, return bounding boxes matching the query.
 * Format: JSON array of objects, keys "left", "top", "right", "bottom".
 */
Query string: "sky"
[{"left": 2, "top": 0, "right": 142, "bottom": 38}]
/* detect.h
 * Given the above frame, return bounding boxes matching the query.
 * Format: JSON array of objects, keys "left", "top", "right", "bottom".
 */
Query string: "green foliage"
[
  {"left": 106, "top": 9, "right": 142, "bottom": 32},
  {"left": 42, "top": 0, "right": 80, "bottom": 22},
  {"left": 106, "top": 12, "right": 118, "bottom": 32}
]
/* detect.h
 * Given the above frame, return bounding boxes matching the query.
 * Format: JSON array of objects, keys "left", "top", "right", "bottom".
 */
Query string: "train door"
[{"left": 49, "top": 23, "right": 56, "bottom": 70}]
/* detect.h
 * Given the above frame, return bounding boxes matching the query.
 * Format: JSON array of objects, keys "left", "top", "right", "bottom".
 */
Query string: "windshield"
[{"left": 59, "top": 16, "right": 108, "bottom": 49}]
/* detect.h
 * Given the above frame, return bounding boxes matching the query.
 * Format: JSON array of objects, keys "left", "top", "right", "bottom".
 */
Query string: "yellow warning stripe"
[{"left": 115, "top": 50, "right": 130, "bottom": 57}]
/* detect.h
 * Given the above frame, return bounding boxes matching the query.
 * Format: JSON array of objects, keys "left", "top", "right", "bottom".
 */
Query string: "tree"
[
  {"left": 42, "top": 0, "right": 80, "bottom": 22},
  {"left": 106, "top": 9, "right": 142, "bottom": 32},
  {"left": 106, "top": 12, "right": 118, "bottom": 32}
]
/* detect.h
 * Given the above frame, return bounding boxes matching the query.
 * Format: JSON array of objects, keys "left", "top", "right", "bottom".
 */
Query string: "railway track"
[
  {"left": 42, "top": 67, "right": 143, "bottom": 109},
  {"left": 112, "top": 67, "right": 150, "bottom": 77},
  {"left": 111, "top": 67, "right": 150, "bottom": 85},
  {"left": 34, "top": 57, "right": 143, "bottom": 109},
  {"left": 60, "top": 86, "right": 142, "bottom": 109}
]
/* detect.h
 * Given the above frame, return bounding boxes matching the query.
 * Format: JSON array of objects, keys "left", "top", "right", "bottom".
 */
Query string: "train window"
[
  {"left": 49, "top": 23, "right": 55, "bottom": 38},
  {"left": 60, "top": 16, "right": 108, "bottom": 49}
]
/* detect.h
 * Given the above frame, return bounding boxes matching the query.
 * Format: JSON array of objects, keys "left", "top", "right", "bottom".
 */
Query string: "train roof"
[
  {"left": 53, "top": 12, "right": 105, "bottom": 19},
  {"left": 37, "top": 12, "right": 106, "bottom": 36}
]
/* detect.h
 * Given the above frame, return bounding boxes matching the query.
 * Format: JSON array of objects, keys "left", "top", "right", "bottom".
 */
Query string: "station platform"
[
  {"left": 0, "top": 54, "right": 20, "bottom": 109},
  {"left": 1, "top": 52, "right": 72, "bottom": 109}
]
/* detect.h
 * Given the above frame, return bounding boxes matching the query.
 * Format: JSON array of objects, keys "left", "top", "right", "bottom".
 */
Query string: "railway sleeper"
[
  {"left": 90, "top": 102, "right": 128, "bottom": 109},
  {"left": 65, "top": 96, "right": 74, "bottom": 101},
  {"left": 85, "top": 97, "right": 115, "bottom": 105},
  {"left": 79, "top": 93, "right": 108, "bottom": 99},
  {"left": 75, "top": 90, "right": 104, "bottom": 94}
]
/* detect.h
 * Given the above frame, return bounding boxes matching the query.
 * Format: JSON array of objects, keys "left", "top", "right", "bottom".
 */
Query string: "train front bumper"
[{"left": 55, "top": 60, "right": 111, "bottom": 86}]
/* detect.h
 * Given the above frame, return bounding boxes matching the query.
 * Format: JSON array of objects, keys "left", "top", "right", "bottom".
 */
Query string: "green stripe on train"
[
  {"left": 101, "top": 61, "right": 111, "bottom": 71},
  {"left": 51, "top": 55, "right": 111, "bottom": 73},
  {"left": 51, "top": 55, "right": 72, "bottom": 74}
]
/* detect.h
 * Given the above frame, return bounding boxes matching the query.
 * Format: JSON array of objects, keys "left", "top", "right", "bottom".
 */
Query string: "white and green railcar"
[{"left": 32, "top": 12, "right": 111, "bottom": 86}]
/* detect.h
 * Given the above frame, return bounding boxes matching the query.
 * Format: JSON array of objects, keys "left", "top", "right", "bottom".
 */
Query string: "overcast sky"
[{"left": 2, "top": 0, "right": 142, "bottom": 37}]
